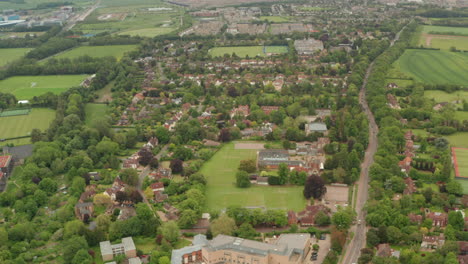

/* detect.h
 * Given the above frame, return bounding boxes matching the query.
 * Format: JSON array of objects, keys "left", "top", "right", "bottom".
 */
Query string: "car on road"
[{"left": 320, "top": 234, "right": 326, "bottom": 240}]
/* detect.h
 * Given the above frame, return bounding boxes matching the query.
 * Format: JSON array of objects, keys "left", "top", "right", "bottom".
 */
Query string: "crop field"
[
  {"left": 210, "top": 46, "right": 288, "bottom": 57},
  {"left": 0, "top": 108, "right": 55, "bottom": 140},
  {"left": 259, "top": 16, "right": 289, "bottom": 22},
  {"left": 200, "top": 142, "right": 306, "bottom": 211},
  {"left": 0, "top": 48, "right": 32, "bottom": 67},
  {"left": 424, "top": 90, "right": 468, "bottom": 103},
  {"left": 0, "top": 75, "right": 87, "bottom": 99},
  {"left": 85, "top": 103, "right": 108, "bottom": 125},
  {"left": 393, "top": 49, "right": 468, "bottom": 86},
  {"left": 52, "top": 45, "right": 137, "bottom": 60},
  {"left": 422, "top": 25, "right": 468, "bottom": 35}
]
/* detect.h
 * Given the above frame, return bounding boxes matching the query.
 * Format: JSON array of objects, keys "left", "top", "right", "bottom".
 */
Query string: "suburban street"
[{"left": 340, "top": 23, "right": 409, "bottom": 264}]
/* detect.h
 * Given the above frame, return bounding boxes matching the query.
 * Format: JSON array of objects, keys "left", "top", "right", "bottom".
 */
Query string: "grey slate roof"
[
  {"left": 308, "top": 122, "right": 327, "bottom": 132},
  {"left": 171, "top": 234, "right": 207, "bottom": 264},
  {"left": 2, "top": 144, "right": 33, "bottom": 160}
]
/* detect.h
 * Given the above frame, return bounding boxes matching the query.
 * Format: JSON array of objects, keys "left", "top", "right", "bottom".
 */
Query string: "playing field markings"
[{"left": 452, "top": 147, "right": 468, "bottom": 178}]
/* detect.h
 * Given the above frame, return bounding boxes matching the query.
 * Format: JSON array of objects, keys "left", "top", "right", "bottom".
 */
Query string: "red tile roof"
[{"left": 0, "top": 156, "right": 11, "bottom": 168}]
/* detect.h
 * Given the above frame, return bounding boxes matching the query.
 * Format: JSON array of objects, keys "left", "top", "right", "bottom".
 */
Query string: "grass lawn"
[
  {"left": 447, "top": 132, "right": 468, "bottom": 148},
  {"left": 424, "top": 90, "right": 468, "bottom": 103},
  {"left": 430, "top": 37, "right": 468, "bottom": 50},
  {"left": 85, "top": 103, "right": 108, "bottom": 126},
  {"left": 200, "top": 142, "right": 306, "bottom": 211},
  {"left": 457, "top": 179, "right": 468, "bottom": 195},
  {"left": 0, "top": 48, "right": 32, "bottom": 67},
  {"left": 393, "top": 49, "right": 468, "bottom": 86},
  {"left": 0, "top": 75, "right": 87, "bottom": 99},
  {"left": 118, "top": 27, "right": 176, "bottom": 37},
  {"left": 0, "top": 108, "right": 55, "bottom": 139},
  {"left": 422, "top": 25, "right": 468, "bottom": 35},
  {"left": 259, "top": 16, "right": 289, "bottom": 22},
  {"left": 133, "top": 236, "right": 157, "bottom": 254},
  {"left": 404, "top": 128, "right": 429, "bottom": 137},
  {"left": 95, "top": 80, "right": 114, "bottom": 103},
  {"left": 209, "top": 46, "right": 288, "bottom": 58},
  {"left": 453, "top": 148, "right": 468, "bottom": 179},
  {"left": 455, "top": 111, "right": 468, "bottom": 121},
  {"left": 53, "top": 45, "right": 137, "bottom": 61}
]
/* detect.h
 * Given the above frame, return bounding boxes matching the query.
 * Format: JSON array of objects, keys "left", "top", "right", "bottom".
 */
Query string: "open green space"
[
  {"left": 424, "top": 90, "right": 468, "bottom": 103},
  {"left": 456, "top": 179, "right": 468, "bottom": 195},
  {"left": 200, "top": 142, "right": 306, "bottom": 211},
  {"left": 455, "top": 111, "right": 468, "bottom": 121},
  {"left": 393, "top": 49, "right": 468, "bottom": 86},
  {"left": 447, "top": 132, "right": 468, "bottom": 148},
  {"left": 422, "top": 25, "right": 468, "bottom": 35},
  {"left": 118, "top": 27, "right": 175, "bottom": 37},
  {"left": 259, "top": 16, "right": 289, "bottom": 22},
  {"left": 0, "top": 75, "right": 87, "bottom": 99},
  {"left": 0, "top": 48, "right": 32, "bottom": 67},
  {"left": 454, "top": 148, "right": 468, "bottom": 178},
  {"left": 430, "top": 37, "right": 468, "bottom": 50},
  {"left": 52, "top": 45, "right": 137, "bottom": 61},
  {"left": 0, "top": 108, "right": 55, "bottom": 140},
  {"left": 209, "top": 46, "right": 288, "bottom": 57},
  {"left": 85, "top": 103, "right": 108, "bottom": 125}
]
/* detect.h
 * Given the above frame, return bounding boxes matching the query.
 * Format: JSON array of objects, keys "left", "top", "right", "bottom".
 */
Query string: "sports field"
[
  {"left": 0, "top": 108, "right": 55, "bottom": 140},
  {"left": 53, "top": 45, "right": 137, "bottom": 61},
  {"left": 453, "top": 148, "right": 468, "bottom": 179},
  {"left": 422, "top": 25, "right": 468, "bottom": 35},
  {"left": 85, "top": 103, "right": 108, "bottom": 125},
  {"left": 447, "top": 133, "right": 468, "bottom": 148},
  {"left": 209, "top": 46, "right": 288, "bottom": 57},
  {"left": 393, "top": 49, "right": 468, "bottom": 86},
  {"left": 118, "top": 27, "right": 175, "bottom": 37},
  {"left": 0, "top": 48, "right": 32, "bottom": 67},
  {"left": 424, "top": 90, "right": 468, "bottom": 103},
  {"left": 200, "top": 142, "right": 306, "bottom": 211},
  {"left": 0, "top": 75, "right": 87, "bottom": 99}
]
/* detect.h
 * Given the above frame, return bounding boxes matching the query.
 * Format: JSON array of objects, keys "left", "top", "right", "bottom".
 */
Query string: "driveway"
[{"left": 306, "top": 234, "right": 331, "bottom": 264}]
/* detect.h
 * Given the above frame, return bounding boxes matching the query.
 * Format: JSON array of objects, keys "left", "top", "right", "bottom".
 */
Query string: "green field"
[
  {"left": 422, "top": 25, "right": 468, "bottom": 35},
  {"left": 455, "top": 111, "right": 468, "bottom": 121},
  {"left": 393, "top": 49, "right": 468, "bottom": 86},
  {"left": 454, "top": 148, "right": 468, "bottom": 178},
  {"left": 200, "top": 142, "right": 306, "bottom": 211},
  {"left": 424, "top": 90, "right": 468, "bottom": 103},
  {"left": 0, "top": 108, "right": 55, "bottom": 140},
  {"left": 447, "top": 133, "right": 468, "bottom": 148},
  {"left": 0, "top": 75, "right": 87, "bottom": 99},
  {"left": 118, "top": 27, "right": 175, "bottom": 37},
  {"left": 430, "top": 37, "right": 468, "bottom": 50},
  {"left": 53, "top": 45, "right": 137, "bottom": 60},
  {"left": 259, "top": 16, "right": 289, "bottom": 22},
  {"left": 0, "top": 48, "right": 32, "bottom": 67},
  {"left": 209, "top": 46, "right": 288, "bottom": 58},
  {"left": 85, "top": 103, "right": 108, "bottom": 125}
]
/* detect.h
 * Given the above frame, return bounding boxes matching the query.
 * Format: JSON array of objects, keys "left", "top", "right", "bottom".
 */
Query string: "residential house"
[
  {"left": 151, "top": 182, "right": 165, "bottom": 193},
  {"left": 75, "top": 202, "right": 94, "bottom": 221},
  {"left": 459, "top": 241, "right": 468, "bottom": 255},
  {"left": 164, "top": 203, "right": 180, "bottom": 221},
  {"left": 421, "top": 234, "right": 445, "bottom": 250},
  {"left": 123, "top": 153, "right": 139, "bottom": 169},
  {"left": 144, "top": 137, "right": 159, "bottom": 149},
  {"left": 260, "top": 106, "right": 279, "bottom": 115},
  {"left": 426, "top": 212, "right": 448, "bottom": 228},
  {"left": 305, "top": 122, "right": 328, "bottom": 135},
  {"left": 100, "top": 237, "right": 137, "bottom": 262},
  {"left": 230, "top": 105, "right": 250, "bottom": 119},
  {"left": 2, "top": 145, "right": 33, "bottom": 165},
  {"left": 0, "top": 155, "right": 13, "bottom": 176},
  {"left": 376, "top": 244, "right": 392, "bottom": 257},
  {"left": 104, "top": 177, "right": 126, "bottom": 201},
  {"left": 201, "top": 234, "right": 311, "bottom": 264},
  {"left": 171, "top": 234, "right": 208, "bottom": 264},
  {"left": 387, "top": 83, "right": 399, "bottom": 89},
  {"left": 408, "top": 213, "right": 423, "bottom": 224},
  {"left": 433, "top": 102, "right": 449, "bottom": 111},
  {"left": 289, "top": 205, "right": 330, "bottom": 227},
  {"left": 294, "top": 39, "right": 324, "bottom": 54},
  {"left": 398, "top": 157, "right": 412, "bottom": 174},
  {"left": 150, "top": 168, "right": 172, "bottom": 180},
  {"left": 404, "top": 177, "right": 416, "bottom": 195}
]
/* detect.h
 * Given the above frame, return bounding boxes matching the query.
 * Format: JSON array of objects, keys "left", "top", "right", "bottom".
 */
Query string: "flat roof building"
[{"left": 100, "top": 237, "right": 137, "bottom": 262}]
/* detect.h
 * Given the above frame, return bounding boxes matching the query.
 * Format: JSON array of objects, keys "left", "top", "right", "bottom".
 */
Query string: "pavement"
[
  {"left": 306, "top": 234, "right": 331, "bottom": 264},
  {"left": 339, "top": 22, "right": 410, "bottom": 264}
]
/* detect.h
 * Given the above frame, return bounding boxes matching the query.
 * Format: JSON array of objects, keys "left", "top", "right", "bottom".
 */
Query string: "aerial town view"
[{"left": 0, "top": 0, "right": 468, "bottom": 263}]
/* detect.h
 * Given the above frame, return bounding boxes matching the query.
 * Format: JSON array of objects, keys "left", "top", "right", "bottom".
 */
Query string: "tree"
[
  {"left": 236, "top": 171, "right": 251, "bottom": 188},
  {"left": 96, "top": 214, "right": 111, "bottom": 233},
  {"left": 332, "top": 208, "right": 354, "bottom": 231},
  {"left": 448, "top": 211, "right": 464, "bottom": 231},
  {"left": 278, "top": 163, "right": 289, "bottom": 185},
  {"left": 178, "top": 209, "right": 198, "bottom": 228},
  {"left": 315, "top": 211, "right": 331, "bottom": 226},
  {"left": 236, "top": 223, "right": 257, "bottom": 239},
  {"left": 211, "top": 214, "right": 236, "bottom": 237},
  {"left": 173, "top": 147, "right": 193, "bottom": 161},
  {"left": 303, "top": 175, "right": 327, "bottom": 199},
  {"left": 93, "top": 193, "right": 112, "bottom": 207},
  {"left": 63, "top": 236, "right": 88, "bottom": 264},
  {"left": 446, "top": 181, "right": 463, "bottom": 196},
  {"left": 71, "top": 249, "right": 92, "bottom": 264},
  {"left": 31, "top": 128, "right": 43, "bottom": 143},
  {"left": 170, "top": 159, "right": 183, "bottom": 174},
  {"left": 120, "top": 169, "right": 139, "bottom": 186},
  {"left": 138, "top": 147, "right": 154, "bottom": 166},
  {"left": 70, "top": 177, "right": 86, "bottom": 197},
  {"left": 159, "top": 221, "right": 180, "bottom": 244},
  {"left": 39, "top": 178, "right": 57, "bottom": 194},
  {"left": 0, "top": 227, "right": 8, "bottom": 246},
  {"left": 155, "top": 126, "right": 170, "bottom": 144},
  {"left": 219, "top": 128, "right": 231, "bottom": 142},
  {"left": 238, "top": 159, "right": 256, "bottom": 173},
  {"left": 158, "top": 256, "right": 171, "bottom": 264}
]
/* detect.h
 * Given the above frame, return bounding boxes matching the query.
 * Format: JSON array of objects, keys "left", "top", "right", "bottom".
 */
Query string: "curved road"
[{"left": 340, "top": 23, "right": 409, "bottom": 264}]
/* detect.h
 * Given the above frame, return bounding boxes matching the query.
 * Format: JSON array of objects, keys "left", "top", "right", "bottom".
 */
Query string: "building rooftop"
[
  {"left": 171, "top": 234, "right": 207, "bottom": 264},
  {"left": 0, "top": 156, "right": 11, "bottom": 168},
  {"left": 308, "top": 122, "right": 327, "bottom": 132}
]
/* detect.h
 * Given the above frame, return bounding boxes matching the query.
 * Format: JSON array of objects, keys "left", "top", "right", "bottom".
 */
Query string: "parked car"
[
  {"left": 311, "top": 252, "right": 318, "bottom": 261},
  {"left": 320, "top": 234, "right": 326, "bottom": 240}
]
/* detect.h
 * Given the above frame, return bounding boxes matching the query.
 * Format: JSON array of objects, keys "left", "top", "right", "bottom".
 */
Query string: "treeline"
[
  {"left": 418, "top": 9, "right": 468, "bottom": 18},
  {"left": 88, "top": 35, "right": 142, "bottom": 46},
  {"left": 1, "top": 56, "right": 117, "bottom": 80},
  {"left": 26, "top": 37, "right": 78, "bottom": 60},
  {"left": 0, "top": 93, "right": 17, "bottom": 110},
  {"left": 35, "top": 1, "right": 72, "bottom": 9},
  {"left": 0, "top": 26, "right": 61, "bottom": 48}
]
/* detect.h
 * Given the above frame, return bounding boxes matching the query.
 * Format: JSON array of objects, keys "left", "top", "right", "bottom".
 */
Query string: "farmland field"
[
  {"left": 0, "top": 48, "right": 32, "bottom": 67},
  {"left": 0, "top": 108, "right": 55, "bottom": 140},
  {"left": 85, "top": 103, "right": 108, "bottom": 125},
  {"left": 421, "top": 25, "right": 468, "bottom": 35},
  {"left": 393, "top": 49, "right": 468, "bottom": 86},
  {"left": 424, "top": 90, "right": 468, "bottom": 103},
  {"left": 209, "top": 46, "right": 288, "bottom": 57},
  {"left": 200, "top": 142, "right": 306, "bottom": 211},
  {"left": 0, "top": 75, "right": 87, "bottom": 99},
  {"left": 118, "top": 27, "right": 175, "bottom": 37},
  {"left": 259, "top": 16, "right": 289, "bottom": 22},
  {"left": 52, "top": 45, "right": 137, "bottom": 60}
]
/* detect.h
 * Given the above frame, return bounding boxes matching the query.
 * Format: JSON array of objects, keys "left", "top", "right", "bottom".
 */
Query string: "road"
[
  {"left": 63, "top": 0, "right": 101, "bottom": 31},
  {"left": 340, "top": 23, "right": 409, "bottom": 264}
]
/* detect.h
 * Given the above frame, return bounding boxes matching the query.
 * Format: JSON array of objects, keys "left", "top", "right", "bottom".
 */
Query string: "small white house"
[{"left": 18, "top": 100, "right": 29, "bottom": 104}]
